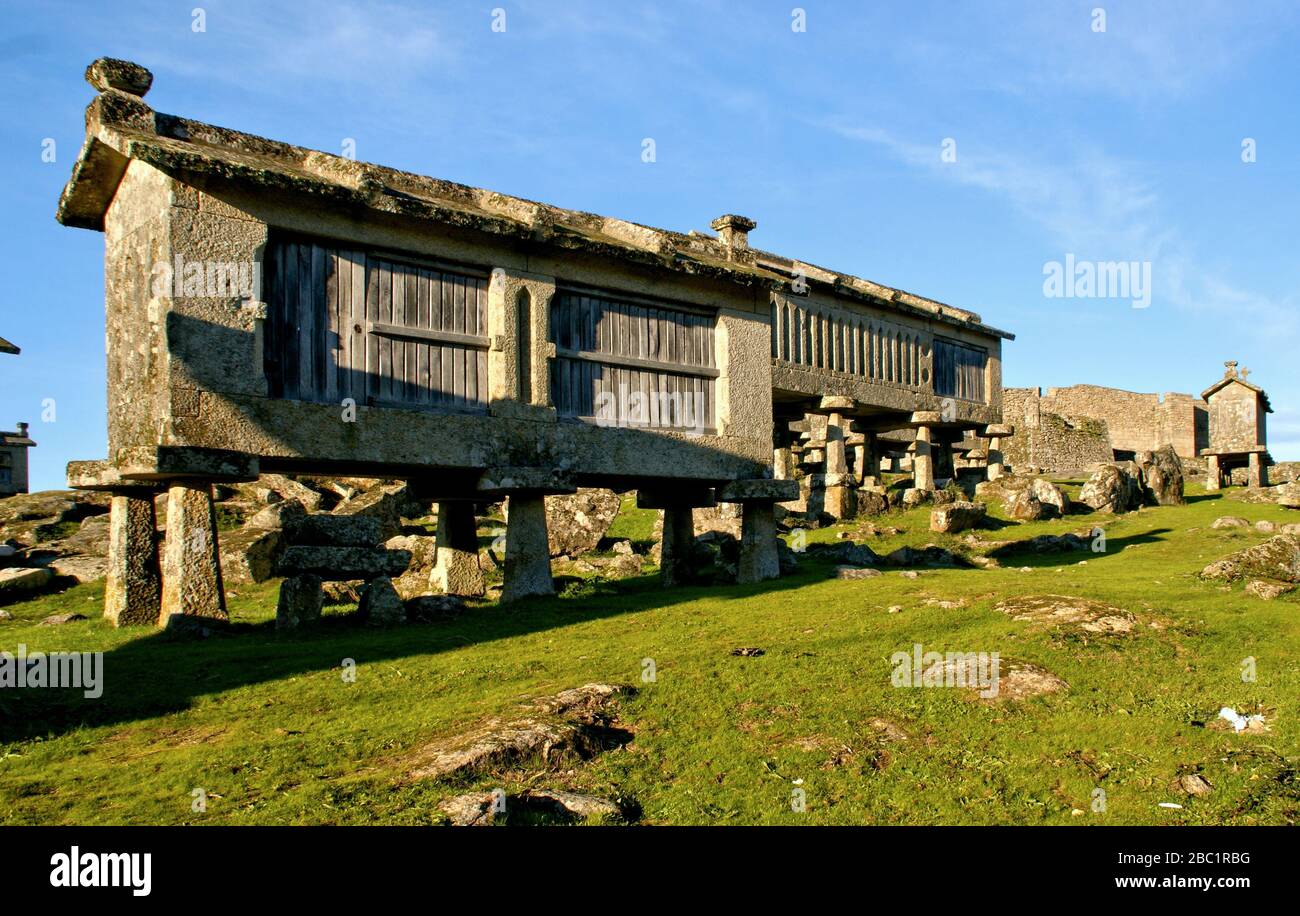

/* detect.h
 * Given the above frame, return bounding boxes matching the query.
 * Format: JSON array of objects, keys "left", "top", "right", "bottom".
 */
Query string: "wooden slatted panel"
[
  {"left": 266, "top": 238, "right": 488, "bottom": 412},
  {"left": 772, "top": 298, "right": 936, "bottom": 393},
  {"left": 933, "top": 337, "right": 987, "bottom": 402},
  {"left": 549, "top": 289, "right": 716, "bottom": 431}
]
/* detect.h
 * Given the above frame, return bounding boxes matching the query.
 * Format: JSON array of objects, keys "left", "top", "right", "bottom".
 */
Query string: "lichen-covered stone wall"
[{"left": 1001, "top": 387, "right": 1112, "bottom": 474}]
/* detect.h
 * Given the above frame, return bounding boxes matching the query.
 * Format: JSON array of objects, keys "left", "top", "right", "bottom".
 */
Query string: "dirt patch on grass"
[
  {"left": 103, "top": 724, "right": 230, "bottom": 760},
  {"left": 994, "top": 594, "right": 1135, "bottom": 635}
]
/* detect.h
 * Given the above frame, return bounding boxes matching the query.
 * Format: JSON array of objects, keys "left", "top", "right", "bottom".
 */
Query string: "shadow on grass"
[
  {"left": 0, "top": 565, "right": 827, "bottom": 744},
  {"left": 987, "top": 527, "right": 1175, "bottom": 567}
]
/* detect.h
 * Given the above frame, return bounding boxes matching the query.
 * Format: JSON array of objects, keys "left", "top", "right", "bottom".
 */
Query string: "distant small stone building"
[
  {"left": 1200, "top": 362, "right": 1272, "bottom": 489},
  {"left": 0, "top": 422, "right": 36, "bottom": 496}
]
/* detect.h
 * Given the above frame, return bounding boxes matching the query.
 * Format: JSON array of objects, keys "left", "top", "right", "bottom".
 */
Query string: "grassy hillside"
[{"left": 1, "top": 484, "right": 1297, "bottom": 825}]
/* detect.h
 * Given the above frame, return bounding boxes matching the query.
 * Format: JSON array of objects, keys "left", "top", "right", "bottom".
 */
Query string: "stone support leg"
[
  {"left": 1248, "top": 453, "right": 1267, "bottom": 488},
  {"left": 104, "top": 492, "right": 161, "bottom": 627},
  {"left": 986, "top": 437, "right": 1004, "bottom": 481},
  {"left": 825, "top": 413, "right": 848, "bottom": 476},
  {"left": 913, "top": 425, "right": 935, "bottom": 491},
  {"left": 659, "top": 506, "right": 697, "bottom": 587},
  {"left": 433, "top": 501, "right": 485, "bottom": 596},
  {"left": 737, "top": 501, "right": 780, "bottom": 584},
  {"left": 501, "top": 493, "right": 553, "bottom": 602},
  {"left": 1205, "top": 455, "right": 1222, "bottom": 492},
  {"left": 160, "top": 482, "right": 227, "bottom": 624}
]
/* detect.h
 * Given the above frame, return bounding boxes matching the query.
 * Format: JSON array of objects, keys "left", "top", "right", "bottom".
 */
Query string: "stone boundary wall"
[
  {"left": 1002, "top": 384, "right": 1210, "bottom": 474},
  {"left": 1002, "top": 387, "right": 1112, "bottom": 474},
  {"left": 1037, "top": 385, "right": 1207, "bottom": 458}
]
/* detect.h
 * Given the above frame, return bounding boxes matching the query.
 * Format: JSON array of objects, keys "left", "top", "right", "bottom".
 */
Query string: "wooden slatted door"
[
  {"left": 548, "top": 289, "right": 717, "bottom": 432},
  {"left": 266, "top": 238, "right": 489, "bottom": 411},
  {"left": 932, "top": 337, "right": 988, "bottom": 403}
]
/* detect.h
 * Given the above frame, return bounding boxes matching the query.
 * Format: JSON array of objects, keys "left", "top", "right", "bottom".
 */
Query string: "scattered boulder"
[
  {"left": 808, "top": 540, "right": 881, "bottom": 567},
  {"left": 1201, "top": 534, "right": 1300, "bottom": 583},
  {"left": 39, "top": 612, "right": 87, "bottom": 626},
  {"left": 930, "top": 501, "right": 986, "bottom": 534},
  {"left": 997, "top": 663, "right": 1070, "bottom": 701},
  {"left": 437, "top": 792, "right": 497, "bottom": 827},
  {"left": 40, "top": 555, "right": 108, "bottom": 584},
  {"left": 330, "top": 482, "right": 409, "bottom": 541},
  {"left": 246, "top": 499, "right": 307, "bottom": 530},
  {"left": 276, "top": 574, "right": 323, "bottom": 629},
  {"left": 0, "top": 490, "right": 110, "bottom": 548},
  {"left": 1211, "top": 516, "right": 1250, "bottom": 530},
  {"left": 833, "top": 565, "right": 881, "bottom": 580},
  {"left": 1178, "top": 774, "right": 1213, "bottom": 797},
  {"left": 386, "top": 534, "right": 436, "bottom": 600},
  {"left": 1079, "top": 464, "right": 1143, "bottom": 513},
  {"left": 976, "top": 476, "right": 1069, "bottom": 518},
  {"left": 437, "top": 788, "right": 623, "bottom": 826},
  {"left": 1137, "top": 446, "right": 1185, "bottom": 506},
  {"left": 219, "top": 526, "right": 283, "bottom": 584},
  {"left": 856, "top": 489, "right": 890, "bottom": 517},
  {"left": 406, "top": 594, "right": 467, "bottom": 622},
  {"left": 1255, "top": 520, "right": 1277, "bottom": 534},
  {"left": 56, "top": 513, "right": 111, "bottom": 557},
  {"left": 1008, "top": 490, "right": 1048, "bottom": 521},
  {"left": 544, "top": 488, "right": 621, "bottom": 558},
  {"left": 1278, "top": 482, "right": 1300, "bottom": 510},
  {"left": 287, "top": 514, "right": 384, "bottom": 547},
  {"left": 901, "top": 488, "right": 933, "bottom": 509},
  {"left": 1244, "top": 579, "right": 1294, "bottom": 601},
  {"left": 0, "top": 566, "right": 53, "bottom": 600},
  {"left": 520, "top": 789, "right": 622, "bottom": 821},
  {"left": 405, "top": 684, "right": 634, "bottom": 781},
  {"left": 358, "top": 576, "right": 406, "bottom": 626},
  {"left": 277, "top": 545, "right": 411, "bottom": 580},
  {"left": 885, "top": 545, "right": 973, "bottom": 568},
  {"left": 994, "top": 594, "right": 1135, "bottom": 635},
  {"left": 238, "top": 474, "right": 324, "bottom": 512}
]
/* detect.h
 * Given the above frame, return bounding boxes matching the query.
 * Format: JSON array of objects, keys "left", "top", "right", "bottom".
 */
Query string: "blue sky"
[{"left": 2, "top": 0, "right": 1297, "bottom": 490}]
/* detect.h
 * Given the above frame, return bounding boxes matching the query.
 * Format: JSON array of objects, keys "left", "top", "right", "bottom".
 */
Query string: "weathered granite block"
[
  {"left": 737, "top": 502, "right": 780, "bottom": 584},
  {"left": 501, "top": 494, "right": 553, "bottom": 602},
  {"left": 104, "top": 493, "right": 161, "bottom": 626},
  {"left": 276, "top": 574, "right": 322, "bottom": 629},
  {"left": 285, "top": 514, "right": 383, "bottom": 547},
  {"left": 277, "top": 546, "right": 412, "bottom": 580},
  {"left": 432, "top": 501, "right": 485, "bottom": 596},
  {"left": 160, "top": 482, "right": 227, "bottom": 624}
]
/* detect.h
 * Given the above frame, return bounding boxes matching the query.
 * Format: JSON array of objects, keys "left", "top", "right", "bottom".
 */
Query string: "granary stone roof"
[
  {"left": 1201, "top": 366, "right": 1272, "bottom": 412},
  {"left": 0, "top": 336, "right": 18, "bottom": 355},
  {"left": 57, "top": 58, "right": 1012, "bottom": 343}
]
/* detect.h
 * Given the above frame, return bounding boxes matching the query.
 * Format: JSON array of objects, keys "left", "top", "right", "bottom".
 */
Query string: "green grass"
[{"left": 1, "top": 484, "right": 1297, "bottom": 825}]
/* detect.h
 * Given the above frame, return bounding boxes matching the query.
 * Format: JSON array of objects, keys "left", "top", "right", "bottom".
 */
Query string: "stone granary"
[
  {"left": 54, "top": 58, "right": 1012, "bottom": 627},
  {"left": 0, "top": 423, "right": 36, "bottom": 497},
  {"left": 1200, "top": 361, "right": 1272, "bottom": 490}
]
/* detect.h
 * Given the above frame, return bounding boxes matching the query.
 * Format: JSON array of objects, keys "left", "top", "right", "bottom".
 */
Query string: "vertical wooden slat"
[
  {"left": 440, "top": 274, "right": 454, "bottom": 406},
  {"left": 281, "top": 242, "right": 299, "bottom": 400},
  {"left": 324, "top": 249, "right": 339, "bottom": 403}
]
